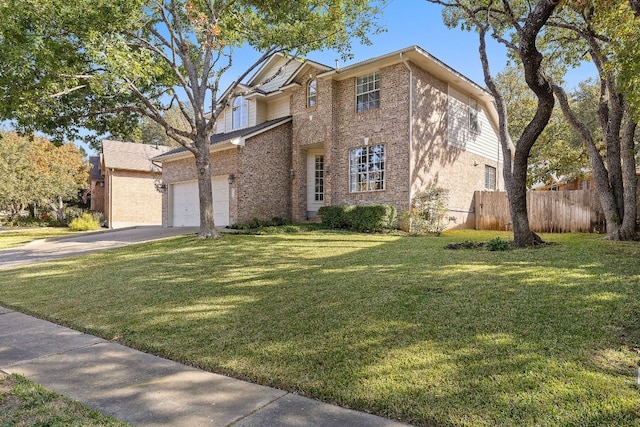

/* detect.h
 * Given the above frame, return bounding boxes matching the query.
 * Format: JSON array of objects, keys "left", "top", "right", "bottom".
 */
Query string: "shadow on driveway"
[{"left": 0, "top": 226, "right": 199, "bottom": 270}]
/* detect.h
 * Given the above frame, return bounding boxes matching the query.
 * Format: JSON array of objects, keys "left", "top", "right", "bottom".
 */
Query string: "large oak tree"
[
  {"left": 546, "top": 1, "right": 639, "bottom": 240},
  {"left": 0, "top": 0, "right": 385, "bottom": 238},
  {"left": 429, "top": 0, "right": 562, "bottom": 247}
]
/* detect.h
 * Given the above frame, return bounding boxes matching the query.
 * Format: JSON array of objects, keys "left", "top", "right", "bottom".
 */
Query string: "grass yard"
[
  {"left": 0, "top": 372, "right": 128, "bottom": 426},
  {"left": 0, "top": 228, "right": 77, "bottom": 249},
  {"left": 0, "top": 229, "right": 638, "bottom": 426}
]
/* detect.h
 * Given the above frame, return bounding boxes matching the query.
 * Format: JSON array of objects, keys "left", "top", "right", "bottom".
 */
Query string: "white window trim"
[
  {"left": 484, "top": 164, "right": 496, "bottom": 190},
  {"left": 469, "top": 96, "right": 479, "bottom": 134},
  {"left": 356, "top": 72, "right": 380, "bottom": 113},
  {"left": 307, "top": 79, "right": 317, "bottom": 108},
  {"left": 349, "top": 144, "right": 386, "bottom": 192},
  {"left": 232, "top": 96, "right": 248, "bottom": 129}
]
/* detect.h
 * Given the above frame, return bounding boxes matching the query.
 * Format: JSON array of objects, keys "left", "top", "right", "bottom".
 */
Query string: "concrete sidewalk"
[{"left": 0, "top": 306, "right": 409, "bottom": 427}]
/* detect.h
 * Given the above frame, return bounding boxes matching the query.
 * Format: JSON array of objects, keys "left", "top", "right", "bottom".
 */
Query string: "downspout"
[
  {"left": 400, "top": 53, "right": 414, "bottom": 209},
  {"left": 108, "top": 168, "right": 113, "bottom": 229}
]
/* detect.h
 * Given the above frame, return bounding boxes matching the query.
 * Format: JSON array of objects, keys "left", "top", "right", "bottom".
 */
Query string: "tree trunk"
[
  {"left": 618, "top": 119, "right": 639, "bottom": 240},
  {"left": 474, "top": 1, "right": 560, "bottom": 247},
  {"left": 194, "top": 138, "right": 220, "bottom": 239}
]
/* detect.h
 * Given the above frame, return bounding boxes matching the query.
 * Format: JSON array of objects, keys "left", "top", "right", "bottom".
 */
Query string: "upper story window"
[
  {"left": 349, "top": 144, "right": 385, "bottom": 192},
  {"left": 356, "top": 72, "right": 379, "bottom": 113},
  {"left": 232, "top": 96, "right": 248, "bottom": 129},
  {"left": 469, "top": 97, "right": 479, "bottom": 133},
  {"left": 307, "top": 79, "right": 317, "bottom": 108}
]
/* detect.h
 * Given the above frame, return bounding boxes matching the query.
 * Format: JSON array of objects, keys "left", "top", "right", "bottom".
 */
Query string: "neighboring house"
[
  {"left": 155, "top": 45, "right": 503, "bottom": 229},
  {"left": 535, "top": 170, "right": 640, "bottom": 192},
  {"left": 96, "top": 140, "right": 171, "bottom": 228}
]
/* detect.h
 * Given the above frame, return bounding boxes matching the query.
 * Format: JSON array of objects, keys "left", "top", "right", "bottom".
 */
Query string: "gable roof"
[
  {"left": 101, "top": 140, "right": 172, "bottom": 172},
  {"left": 154, "top": 116, "right": 292, "bottom": 162},
  {"left": 318, "top": 45, "right": 491, "bottom": 101}
]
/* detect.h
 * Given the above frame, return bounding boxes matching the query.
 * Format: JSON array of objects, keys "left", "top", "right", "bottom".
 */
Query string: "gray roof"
[
  {"left": 101, "top": 140, "right": 172, "bottom": 172},
  {"left": 155, "top": 117, "right": 292, "bottom": 160}
]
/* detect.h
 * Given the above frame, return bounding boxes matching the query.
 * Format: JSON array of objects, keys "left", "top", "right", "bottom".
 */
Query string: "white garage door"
[
  {"left": 172, "top": 181, "right": 199, "bottom": 227},
  {"left": 172, "top": 177, "right": 229, "bottom": 227}
]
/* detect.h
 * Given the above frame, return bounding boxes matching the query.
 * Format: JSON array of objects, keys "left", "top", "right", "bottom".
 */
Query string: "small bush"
[
  {"left": 403, "top": 188, "right": 450, "bottom": 235},
  {"left": 68, "top": 213, "right": 101, "bottom": 231},
  {"left": 485, "top": 237, "right": 510, "bottom": 251},
  {"left": 319, "top": 204, "right": 396, "bottom": 233},
  {"left": 3, "top": 216, "right": 66, "bottom": 228},
  {"left": 228, "top": 216, "right": 293, "bottom": 231},
  {"left": 318, "top": 205, "right": 353, "bottom": 229}
]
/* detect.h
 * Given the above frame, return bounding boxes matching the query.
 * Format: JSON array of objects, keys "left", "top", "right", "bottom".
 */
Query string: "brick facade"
[
  {"left": 104, "top": 170, "right": 163, "bottom": 228},
  {"left": 158, "top": 47, "right": 503, "bottom": 229}
]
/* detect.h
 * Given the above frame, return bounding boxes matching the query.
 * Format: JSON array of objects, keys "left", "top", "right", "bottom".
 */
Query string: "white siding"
[
  {"left": 252, "top": 56, "right": 300, "bottom": 93},
  {"left": 247, "top": 98, "right": 257, "bottom": 127},
  {"left": 256, "top": 99, "right": 268, "bottom": 124},
  {"left": 267, "top": 97, "right": 291, "bottom": 120},
  {"left": 448, "top": 86, "right": 501, "bottom": 163}
]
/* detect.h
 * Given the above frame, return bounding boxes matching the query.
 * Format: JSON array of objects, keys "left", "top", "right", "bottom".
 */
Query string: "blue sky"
[
  {"left": 220, "top": 0, "right": 596, "bottom": 95},
  {"left": 76, "top": 0, "right": 595, "bottom": 154}
]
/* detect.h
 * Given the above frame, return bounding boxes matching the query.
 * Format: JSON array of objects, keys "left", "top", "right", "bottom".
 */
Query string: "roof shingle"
[{"left": 101, "top": 140, "right": 172, "bottom": 172}]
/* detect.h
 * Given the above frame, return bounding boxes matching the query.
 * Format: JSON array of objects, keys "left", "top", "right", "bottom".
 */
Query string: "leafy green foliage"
[
  {"left": 495, "top": 66, "right": 591, "bottom": 187},
  {"left": 319, "top": 204, "right": 396, "bottom": 232},
  {"left": 401, "top": 188, "right": 450, "bottom": 235},
  {"left": 485, "top": 236, "right": 511, "bottom": 251},
  {"left": 68, "top": 213, "right": 101, "bottom": 231},
  {"left": 0, "top": 131, "right": 89, "bottom": 219},
  {"left": 0, "top": 0, "right": 387, "bottom": 237},
  {"left": 318, "top": 205, "right": 354, "bottom": 229}
]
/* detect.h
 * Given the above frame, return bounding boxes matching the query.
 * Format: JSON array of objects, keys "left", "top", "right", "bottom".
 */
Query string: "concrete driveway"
[{"left": 0, "top": 226, "right": 199, "bottom": 270}]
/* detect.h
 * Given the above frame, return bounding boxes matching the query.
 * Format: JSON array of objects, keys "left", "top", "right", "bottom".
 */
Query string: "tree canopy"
[
  {"left": 0, "top": 0, "right": 386, "bottom": 237},
  {"left": 0, "top": 131, "right": 89, "bottom": 219}
]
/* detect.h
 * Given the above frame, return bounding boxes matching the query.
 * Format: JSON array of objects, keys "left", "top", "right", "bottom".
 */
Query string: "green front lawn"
[
  {"left": 0, "top": 228, "right": 76, "bottom": 249},
  {"left": 0, "top": 230, "right": 638, "bottom": 426},
  {"left": 0, "top": 373, "right": 128, "bottom": 426}
]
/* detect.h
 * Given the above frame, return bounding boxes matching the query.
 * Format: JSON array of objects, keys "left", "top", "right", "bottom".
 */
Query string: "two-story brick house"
[{"left": 155, "top": 45, "right": 503, "bottom": 229}]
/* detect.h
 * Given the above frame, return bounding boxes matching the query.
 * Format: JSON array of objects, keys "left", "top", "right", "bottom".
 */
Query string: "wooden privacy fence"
[{"left": 474, "top": 190, "right": 606, "bottom": 233}]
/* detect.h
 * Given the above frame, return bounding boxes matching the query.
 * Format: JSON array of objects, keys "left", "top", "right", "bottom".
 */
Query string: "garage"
[{"left": 171, "top": 176, "right": 229, "bottom": 227}]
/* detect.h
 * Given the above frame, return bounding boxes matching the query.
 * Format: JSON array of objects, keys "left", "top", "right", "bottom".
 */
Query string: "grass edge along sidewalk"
[{"left": 0, "top": 229, "right": 638, "bottom": 426}]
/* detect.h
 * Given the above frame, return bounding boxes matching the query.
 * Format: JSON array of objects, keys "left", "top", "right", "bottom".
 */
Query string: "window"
[
  {"left": 314, "top": 155, "right": 324, "bottom": 201},
  {"left": 356, "top": 72, "right": 380, "bottom": 113},
  {"left": 485, "top": 165, "right": 496, "bottom": 190},
  {"left": 307, "top": 79, "right": 317, "bottom": 108},
  {"left": 232, "top": 96, "right": 248, "bottom": 129},
  {"left": 469, "top": 97, "right": 479, "bottom": 133},
  {"left": 350, "top": 144, "right": 385, "bottom": 192}
]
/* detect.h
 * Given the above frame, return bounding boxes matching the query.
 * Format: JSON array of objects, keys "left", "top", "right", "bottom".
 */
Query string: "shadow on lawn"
[{"left": 1, "top": 233, "right": 639, "bottom": 426}]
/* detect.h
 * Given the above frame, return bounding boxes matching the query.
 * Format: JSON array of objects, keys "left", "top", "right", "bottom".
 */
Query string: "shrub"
[
  {"left": 3, "top": 215, "right": 66, "bottom": 228},
  {"left": 318, "top": 205, "right": 353, "bottom": 229},
  {"left": 68, "top": 213, "right": 101, "bottom": 231},
  {"left": 319, "top": 204, "right": 396, "bottom": 233},
  {"left": 347, "top": 205, "right": 397, "bottom": 232},
  {"left": 485, "top": 237, "right": 510, "bottom": 251},
  {"left": 403, "top": 188, "right": 450, "bottom": 235}
]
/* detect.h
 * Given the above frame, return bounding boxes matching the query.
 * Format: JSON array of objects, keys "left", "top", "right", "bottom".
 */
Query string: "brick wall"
[
  {"left": 410, "top": 64, "right": 503, "bottom": 229},
  {"left": 105, "top": 170, "right": 163, "bottom": 228},
  {"left": 287, "top": 60, "right": 503, "bottom": 228},
  {"left": 160, "top": 122, "right": 292, "bottom": 226},
  {"left": 160, "top": 149, "right": 238, "bottom": 226},
  {"left": 237, "top": 122, "right": 292, "bottom": 222},
  {"left": 291, "top": 67, "right": 335, "bottom": 221}
]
